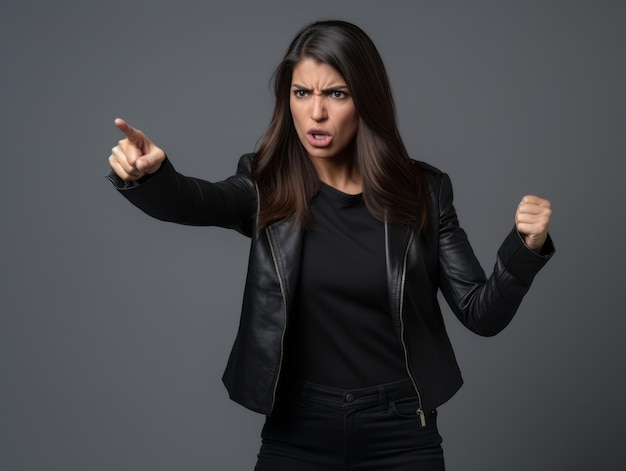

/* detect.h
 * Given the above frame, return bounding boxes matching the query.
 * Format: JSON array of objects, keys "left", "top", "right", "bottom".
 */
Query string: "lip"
[{"left": 306, "top": 129, "right": 333, "bottom": 147}]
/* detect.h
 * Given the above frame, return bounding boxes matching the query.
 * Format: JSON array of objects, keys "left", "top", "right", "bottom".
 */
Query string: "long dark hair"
[{"left": 252, "top": 20, "right": 429, "bottom": 231}]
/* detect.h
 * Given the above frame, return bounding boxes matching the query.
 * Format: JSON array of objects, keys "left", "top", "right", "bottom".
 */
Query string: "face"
[{"left": 290, "top": 58, "right": 359, "bottom": 163}]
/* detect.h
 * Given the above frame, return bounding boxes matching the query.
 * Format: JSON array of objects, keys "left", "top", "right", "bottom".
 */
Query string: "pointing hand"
[{"left": 108, "top": 118, "right": 165, "bottom": 181}]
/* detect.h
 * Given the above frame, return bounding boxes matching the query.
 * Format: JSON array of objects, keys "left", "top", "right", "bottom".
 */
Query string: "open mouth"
[{"left": 307, "top": 130, "right": 332, "bottom": 147}]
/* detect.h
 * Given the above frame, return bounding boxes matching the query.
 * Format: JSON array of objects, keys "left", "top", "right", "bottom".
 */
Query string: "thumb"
[
  {"left": 135, "top": 148, "right": 165, "bottom": 174},
  {"left": 135, "top": 155, "right": 153, "bottom": 172}
]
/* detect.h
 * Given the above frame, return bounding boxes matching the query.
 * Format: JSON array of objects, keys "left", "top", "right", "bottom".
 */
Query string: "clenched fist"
[
  {"left": 108, "top": 118, "right": 166, "bottom": 181},
  {"left": 515, "top": 195, "right": 552, "bottom": 253}
]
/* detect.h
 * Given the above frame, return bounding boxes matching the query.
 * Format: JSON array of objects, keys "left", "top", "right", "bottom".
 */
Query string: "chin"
[{"left": 307, "top": 145, "right": 349, "bottom": 160}]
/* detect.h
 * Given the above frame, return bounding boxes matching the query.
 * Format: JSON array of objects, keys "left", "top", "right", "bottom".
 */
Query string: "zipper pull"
[{"left": 417, "top": 408, "right": 427, "bottom": 428}]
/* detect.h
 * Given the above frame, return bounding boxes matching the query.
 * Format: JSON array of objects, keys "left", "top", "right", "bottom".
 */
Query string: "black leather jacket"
[{"left": 109, "top": 153, "right": 554, "bottom": 420}]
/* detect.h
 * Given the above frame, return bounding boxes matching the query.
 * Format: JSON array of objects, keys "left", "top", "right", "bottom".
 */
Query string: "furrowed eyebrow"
[
  {"left": 291, "top": 84, "right": 349, "bottom": 93},
  {"left": 322, "top": 86, "right": 349, "bottom": 93}
]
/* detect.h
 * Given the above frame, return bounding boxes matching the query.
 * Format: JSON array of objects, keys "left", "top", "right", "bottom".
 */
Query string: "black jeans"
[{"left": 255, "top": 379, "right": 445, "bottom": 470}]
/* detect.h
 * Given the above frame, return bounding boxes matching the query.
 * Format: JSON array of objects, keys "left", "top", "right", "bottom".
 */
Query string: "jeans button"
[{"left": 345, "top": 393, "right": 355, "bottom": 403}]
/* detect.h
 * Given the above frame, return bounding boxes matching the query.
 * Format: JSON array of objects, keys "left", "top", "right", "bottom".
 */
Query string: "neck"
[
  {"left": 308, "top": 144, "right": 362, "bottom": 194},
  {"left": 310, "top": 158, "right": 362, "bottom": 194}
]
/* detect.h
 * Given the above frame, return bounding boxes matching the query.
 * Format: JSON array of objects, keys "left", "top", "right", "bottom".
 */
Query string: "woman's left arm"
[{"left": 437, "top": 174, "right": 555, "bottom": 336}]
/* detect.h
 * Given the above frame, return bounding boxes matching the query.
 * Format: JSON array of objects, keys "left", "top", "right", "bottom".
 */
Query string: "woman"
[{"left": 108, "top": 20, "right": 553, "bottom": 470}]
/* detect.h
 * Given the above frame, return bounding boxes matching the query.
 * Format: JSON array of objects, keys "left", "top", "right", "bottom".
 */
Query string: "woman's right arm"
[{"left": 107, "top": 119, "right": 256, "bottom": 237}]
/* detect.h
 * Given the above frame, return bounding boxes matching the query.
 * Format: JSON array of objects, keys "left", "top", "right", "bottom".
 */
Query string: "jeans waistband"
[{"left": 279, "top": 378, "right": 417, "bottom": 410}]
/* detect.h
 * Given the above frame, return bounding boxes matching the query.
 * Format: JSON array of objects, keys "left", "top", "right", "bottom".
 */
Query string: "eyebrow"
[{"left": 291, "top": 84, "right": 349, "bottom": 93}]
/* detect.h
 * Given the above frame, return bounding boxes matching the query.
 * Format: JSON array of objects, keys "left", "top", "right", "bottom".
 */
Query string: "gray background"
[{"left": 1, "top": 0, "right": 624, "bottom": 469}]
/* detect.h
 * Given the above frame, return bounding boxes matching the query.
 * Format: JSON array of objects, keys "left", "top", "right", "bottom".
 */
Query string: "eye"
[
  {"left": 293, "top": 89, "right": 308, "bottom": 98},
  {"left": 330, "top": 90, "right": 347, "bottom": 99}
]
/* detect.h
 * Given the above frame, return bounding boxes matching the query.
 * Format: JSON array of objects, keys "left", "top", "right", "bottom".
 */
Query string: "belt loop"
[{"left": 378, "top": 386, "right": 388, "bottom": 412}]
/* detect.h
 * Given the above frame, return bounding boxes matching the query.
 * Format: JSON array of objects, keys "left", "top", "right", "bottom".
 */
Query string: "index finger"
[
  {"left": 114, "top": 117, "right": 142, "bottom": 143},
  {"left": 521, "top": 195, "right": 551, "bottom": 207}
]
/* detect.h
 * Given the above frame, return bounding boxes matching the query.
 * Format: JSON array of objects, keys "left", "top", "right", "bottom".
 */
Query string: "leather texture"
[{"left": 109, "top": 153, "right": 554, "bottom": 415}]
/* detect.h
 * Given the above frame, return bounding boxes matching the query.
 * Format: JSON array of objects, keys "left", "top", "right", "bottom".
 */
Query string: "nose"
[{"left": 310, "top": 96, "right": 327, "bottom": 122}]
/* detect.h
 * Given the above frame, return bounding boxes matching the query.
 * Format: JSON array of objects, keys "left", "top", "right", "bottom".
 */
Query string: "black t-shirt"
[{"left": 283, "top": 182, "right": 408, "bottom": 388}]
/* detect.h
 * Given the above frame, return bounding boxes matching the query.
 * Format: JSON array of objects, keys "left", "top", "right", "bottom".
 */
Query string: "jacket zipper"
[
  {"left": 398, "top": 230, "right": 427, "bottom": 428},
  {"left": 266, "top": 226, "right": 288, "bottom": 415}
]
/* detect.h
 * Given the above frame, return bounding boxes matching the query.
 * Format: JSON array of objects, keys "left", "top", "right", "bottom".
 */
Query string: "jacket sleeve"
[
  {"left": 436, "top": 173, "right": 555, "bottom": 336},
  {"left": 106, "top": 154, "right": 257, "bottom": 237}
]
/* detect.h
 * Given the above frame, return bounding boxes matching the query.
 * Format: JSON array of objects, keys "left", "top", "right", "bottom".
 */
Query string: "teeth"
[{"left": 313, "top": 134, "right": 324, "bottom": 139}]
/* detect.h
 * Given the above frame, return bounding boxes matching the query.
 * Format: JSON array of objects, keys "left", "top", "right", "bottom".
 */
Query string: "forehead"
[{"left": 291, "top": 58, "right": 346, "bottom": 85}]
